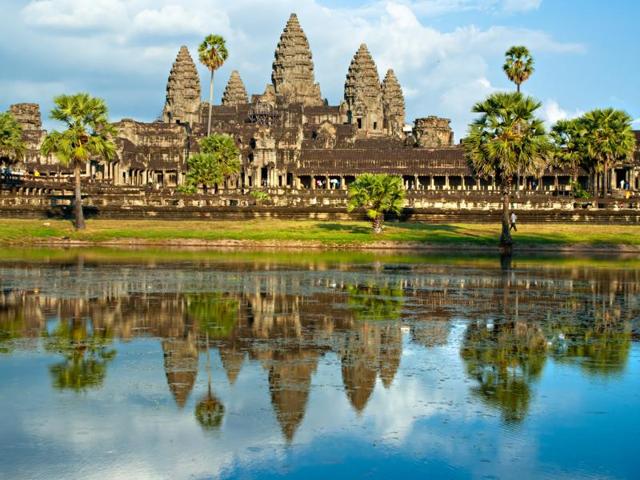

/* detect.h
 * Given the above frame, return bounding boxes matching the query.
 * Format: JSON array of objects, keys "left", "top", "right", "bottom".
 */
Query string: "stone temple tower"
[
  {"left": 222, "top": 70, "right": 249, "bottom": 106},
  {"left": 162, "top": 46, "right": 201, "bottom": 126},
  {"left": 382, "top": 69, "right": 405, "bottom": 138},
  {"left": 344, "top": 44, "right": 384, "bottom": 137},
  {"left": 271, "top": 13, "right": 323, "bottom": 107}
]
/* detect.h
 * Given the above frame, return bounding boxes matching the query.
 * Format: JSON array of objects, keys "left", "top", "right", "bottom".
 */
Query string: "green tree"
[
  {"left": 578, "top": 109, "right": 635, "bottom": 198},
  {"left": 199, "top": 34, "right": 229, "bottom": 136},
  {"left": 44, "top": 318, "right": 116, "bottom": 392},
  {"left": 503, "top": 46, "right": 534, "bottom": 93},
  {"left": 0, "top": 112, "right": 25, "bottom": 165},
  {"left": 181, "top": 134, "right": 240, "bottom": 193},
  {"left": 41, "top": 93, "right": 116, "bottom": 230},
  {"left": 464, "top": 92, "right": 550, "bottom": 251},
  {"left": 347, "top": 174, "right": 405, "bottom": 234}
]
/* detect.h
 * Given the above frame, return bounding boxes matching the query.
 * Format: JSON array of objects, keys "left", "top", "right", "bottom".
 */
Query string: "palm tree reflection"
[{"left": 45, "top": 318, "right": 116, "bottom": 392}]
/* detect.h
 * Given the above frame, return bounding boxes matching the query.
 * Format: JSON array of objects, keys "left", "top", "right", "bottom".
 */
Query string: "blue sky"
[{"left": 0, "top": 0, "right": 638, "bottom": 138}]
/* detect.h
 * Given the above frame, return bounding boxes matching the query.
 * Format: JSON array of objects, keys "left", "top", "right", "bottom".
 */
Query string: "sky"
[{"left": 0, "top": 0, "right": 638, "bottom": 139}]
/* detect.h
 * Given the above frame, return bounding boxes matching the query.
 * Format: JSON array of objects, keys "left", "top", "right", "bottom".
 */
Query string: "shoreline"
[
  {"left": 1, "top": 218, "right": 639, "bottom": 254},
  {"left": 3, "top": 237, "right": 640, "bottom": 254}
]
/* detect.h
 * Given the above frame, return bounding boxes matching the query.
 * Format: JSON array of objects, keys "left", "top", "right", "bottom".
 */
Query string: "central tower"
[{"left": 271, "top": 13, "right": 323, "bottom": 107}]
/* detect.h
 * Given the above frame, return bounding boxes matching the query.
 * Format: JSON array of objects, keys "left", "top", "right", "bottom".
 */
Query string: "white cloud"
[
  {"left": 541, "top": 99, "right": 583, "bottom": 126},
  {"left": 502, "top": 0, "right": 542, "bottom": 13},
  {"left": 8, "top": 0, "right": 585, "bottom": 137},
  {"left": 22, "top": 0, "right": 128, "bottom": 31}
]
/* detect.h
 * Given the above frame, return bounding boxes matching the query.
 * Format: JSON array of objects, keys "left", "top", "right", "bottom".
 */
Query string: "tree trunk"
[
  {"left": 500, "top": 176, "right": 513, "bottom": 254},
  {"left": 207, "top": 70, "right": 214, "bottom": 137},
  {"left": 592, "top": 171, "right": 599, "bottom": 201},
  {"left": 73, "top": 164, "right": 85, "bottom": 230},
  {"left": 372, "top": 214, "right": 383, "bottom": 234},
  {"left": 516, "top": 83, "right": 521, "bottom": 93}
]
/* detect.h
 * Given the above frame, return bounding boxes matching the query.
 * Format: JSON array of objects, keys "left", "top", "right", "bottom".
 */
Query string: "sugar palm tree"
[
  {"left": 578, "top": 108, "right": 635, "bottom": 197},
  {"left": 0, "top": 111, "right": 25, "bottom": 165},
  {"left": 199, "top": 34, "right": 229, "bottom": 136},
  {"left": 464, "top": 92, "right": 551, "bottom": 252},
  {"left": 503, "top": 46, "right": 534, "bottom": 93},
  {"left": 41, "top": 93, "right": 116, "bottom": 230},
  {"left": 347, "top": 174, "right": 405, "bottom": 233}
]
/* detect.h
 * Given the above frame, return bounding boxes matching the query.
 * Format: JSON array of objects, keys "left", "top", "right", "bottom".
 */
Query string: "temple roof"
[{"left": 296, "top": 147, "right": 469, "bottom": 175}]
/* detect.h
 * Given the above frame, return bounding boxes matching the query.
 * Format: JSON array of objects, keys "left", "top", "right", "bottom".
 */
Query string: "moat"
[{"left": 0, "top": 249, "right": 638, "bottom": 479}]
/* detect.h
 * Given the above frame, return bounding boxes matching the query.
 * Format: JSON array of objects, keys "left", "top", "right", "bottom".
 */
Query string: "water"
[{"left": 0, "top": 248, "right": 638, "bottom": 479}]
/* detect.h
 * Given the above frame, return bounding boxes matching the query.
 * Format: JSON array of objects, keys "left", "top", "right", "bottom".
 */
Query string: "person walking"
[{"left": 510, "top": 211, "right": 517, "bottom": 231}]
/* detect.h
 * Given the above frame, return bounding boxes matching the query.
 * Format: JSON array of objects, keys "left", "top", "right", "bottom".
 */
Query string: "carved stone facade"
[
  {"left": 222, "top": 70, "right": 249, "bottom": 106},
  {"left": 271, "top": 13, "right": 323, "bottom": 107},
  {"left": 3, "top": 13, "right": 640, "bottom": 200},
  {"left": 382, "top": 69, "right": 405, "bottom": 138},
  {"left": 343, "top": 44, "right": 384, "bottom": 137},
  {"left": 414, "top": 117, "right": 454, "bottom": 148},
  {"left": 222, "top": 71, "right": 249, "bottom": 106},
  {"left": 162, "top": 46, "right": 201, "bottom": 126}
]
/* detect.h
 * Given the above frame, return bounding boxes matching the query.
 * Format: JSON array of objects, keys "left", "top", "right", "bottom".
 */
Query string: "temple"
[{"left": 2, "top": 12, "right": 640, "bottom": 216}]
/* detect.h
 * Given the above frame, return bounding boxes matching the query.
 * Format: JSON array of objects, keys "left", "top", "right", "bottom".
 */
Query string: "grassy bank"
[{"left": 1, "top": 218, "right": 639, "bottom": 251}]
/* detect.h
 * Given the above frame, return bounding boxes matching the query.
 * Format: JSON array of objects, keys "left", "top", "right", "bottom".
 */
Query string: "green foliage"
[
  {"left": 250, "top": 190, "right": 270, "bottom": 203},
  {"left": 503, "top": 45, "right": 534, "bottom": 92},
  {"left": 40, "top": 93, "right": 116, "bottom": 168},
  {"left": 198, "top": 34, "right": 229, "bottom": 72},
  {"left": 187, "top": 293, "right": 239, "bottom": 339},
  {"left": 465, "top": 92, "right": 551, "bottom": 183},
  {"left": 347, "top": 174, "right": 405, "bottom": 233},
  {"left": 183, "top": 134, "right": 240, "bottom": 191},
  {"left": 578, "top": 109, "right": 635, "bottom": 174},
  {"left": 461, "top": 321, "right": 547, "bottom": 423},
  {"left": 346, "top": 282, "right": 404, "bottom": 321},
  {"left": 551, "top": 109, "right": 635, "bottom": 197},
  {"left": 570, "top": 180, "right": 591, "bottom": 199},
  {"left": 44, "top": 319, "right": 116, "bottom": 391},
  {"left": 195, "top": 391, "right": 225, "bottom": 431},
  {"left": 0, "top": 111, "right": 25, "bottom": 163}
]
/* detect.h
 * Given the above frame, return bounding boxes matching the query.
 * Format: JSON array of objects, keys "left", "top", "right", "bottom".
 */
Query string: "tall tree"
[
  {"left": 0, "top": 112, "right": 25, "bottom": 165},
  {"left": 181, "top": 133, "right": 240, "bottom": 193},
  {"left": 347, "top": 174, "right": 405, "bottom": 233},
  {"left": 41, "top": 93, "right": 116, "bottom": 230},
  {"left": 464, "top": 92, "right": 550, "bottom": 252},
  {"left": 199, "top": 34, "right": 229, "bottom": 137},
  {"left": 503, "top": 46, "right": 534, "bottom": 93},
  {"left": 579, "top": 109, "right": 635, "bottom": 197}
]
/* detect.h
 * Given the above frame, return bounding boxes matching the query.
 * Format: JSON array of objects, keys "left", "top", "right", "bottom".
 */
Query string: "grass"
[{"left": 0, "top": 218, "right": 639, "bottom": 249}]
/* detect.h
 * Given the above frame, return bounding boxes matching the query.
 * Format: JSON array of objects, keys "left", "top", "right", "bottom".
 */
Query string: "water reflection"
[{"left": 0, "top": 254, "right": 639, "bottom": 447}]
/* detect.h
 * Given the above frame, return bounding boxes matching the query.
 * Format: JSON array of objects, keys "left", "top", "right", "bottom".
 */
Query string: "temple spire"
[
  {"left": 382, "top": 69, "right": 405, "bottom": 138},
  {"left": 162, "top": 46, "right": 201, "bottom": 126},
  {"left": 222, "top": 70, "right": 249, "bottom": 106},
  {"left": 344, "top": 43, "right": 384, "bottom": 136},
  {"left": 271, "top": 13, "right": 323, "bottom": 106}
]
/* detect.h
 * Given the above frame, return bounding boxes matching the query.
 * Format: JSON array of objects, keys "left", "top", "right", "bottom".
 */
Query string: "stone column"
[
  {"left": 430, "top": 176, "right": 435, "bottom": 190},
  {"left": 461, "top": 175, "right": 465, "bottom": 190},
  {"left": 444, "top": 175, "right": 450, "bottom": 190}
]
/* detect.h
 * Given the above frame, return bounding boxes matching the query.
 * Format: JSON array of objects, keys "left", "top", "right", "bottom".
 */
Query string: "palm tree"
[
  {"left": 41, "top": 93, "right": 116, "bottom": 230},
  {"left": 199, "top": 34, "right": 229, "bottom": 136},
  {"left": 464, "top": 92, "right": 550, "bottom": 252},
  {"left": 0, "top": 111, "right": 25, "bottom": 165},
  {"left": 180, "top": 133, "right": 240, "bottom": 193},
  {"left": 347, "top": 174, "right": 405, "bottom": 233},
  {"left": 503, "top": 46, "right": 534, "bottom": 93},
  {"left": 551, "top": 118, "right": 589, "bottom": 196},
  {"left": 579, "top": 109, "right": 635, "bottom": 198}
]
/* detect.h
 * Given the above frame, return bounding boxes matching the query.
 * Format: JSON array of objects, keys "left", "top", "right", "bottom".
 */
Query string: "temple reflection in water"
[{"left": 0, "top": 256, "right": 638, "bottom": 442}]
